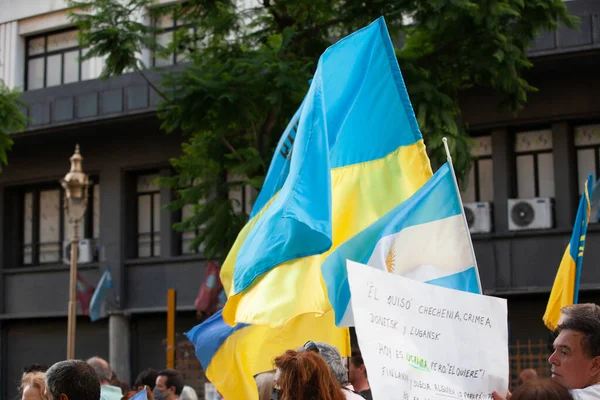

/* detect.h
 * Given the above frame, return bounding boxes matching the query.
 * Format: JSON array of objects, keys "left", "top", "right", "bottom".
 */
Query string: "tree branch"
[
  {"left": 295, "top": 17, "right": 348, "bottom": 41},
  {"left": 258, "top": 103, "right": 281, "bottom": 160},
  {"left": 135, "top": 65, "right": 169, "bottom": 101},
  {"left": 222, "top": 137, "right": 245, "bottom": 164}
]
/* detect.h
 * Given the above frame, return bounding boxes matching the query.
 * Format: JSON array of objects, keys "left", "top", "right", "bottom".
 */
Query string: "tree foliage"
[
  {"left": 0, "top": 80, "right": 27, "bottom": 171},
  {"left": 68, "top": 0, "right": 575, "bottom": 259}
]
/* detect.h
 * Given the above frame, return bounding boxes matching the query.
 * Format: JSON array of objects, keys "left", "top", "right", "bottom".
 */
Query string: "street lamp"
[{"left": 61, "top": 144, "right": 90, "bottom": 360}]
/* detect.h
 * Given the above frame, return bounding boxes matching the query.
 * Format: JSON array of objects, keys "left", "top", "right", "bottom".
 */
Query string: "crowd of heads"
[
  {"left": 18, "top": 358, "right": 195, "bottom": 400},
  {"left": 14, "top": 301, "right": 600, "bottom": 400}
]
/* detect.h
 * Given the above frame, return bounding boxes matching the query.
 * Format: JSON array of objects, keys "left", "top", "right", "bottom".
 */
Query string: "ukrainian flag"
[
  {"left": 186, "top": 309, "right": 350, "bottom": 400},
  {"left": 323, "top": 162, "right": 481, "bottom": 326},
  {"left": 543, "top": 174, "right": 594, "bottom": 331},
  {"left": 221, "top": 17, "right": 432, "bottom": 327}
]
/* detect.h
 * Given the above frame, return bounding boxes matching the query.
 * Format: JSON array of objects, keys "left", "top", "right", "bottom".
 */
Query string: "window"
[
  {"left": 21, "top": 182, "right": 99, "bottom": 266},
  {"left": 514, "top": 129, "right": 555, "bottom": 199},
  {"left": 461, "top": 136, "right": 493, "bottom": 203},
  {"left": 25, "top": 29, "right": 83, "bottom": 90},
  {"left": 575, "top": 124, "right": 600, "bottom": 194},
  {"left": 137, "top": 173, "right": 161, "bottom": 258},
  {"left": 181, "top": 202, "right": 204, "bottom": 255},
  {"left": 153, "top": 10, "right": 197, "bottom": 67},
  {"left": 180, "top": 175, "right": 254, "bottom": 256}
]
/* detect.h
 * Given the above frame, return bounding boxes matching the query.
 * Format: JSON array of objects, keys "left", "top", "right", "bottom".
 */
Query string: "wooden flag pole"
[{"left": 167, "top": 289, "right": 176, "bottom": 369}]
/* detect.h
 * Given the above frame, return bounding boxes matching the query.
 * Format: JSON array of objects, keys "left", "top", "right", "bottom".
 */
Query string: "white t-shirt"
[
  {"left": 571, "top": 384, "right": 600, "bottom": 400},
  {"left": 342, "top": 386, "right": 365, "bottom": 399}
]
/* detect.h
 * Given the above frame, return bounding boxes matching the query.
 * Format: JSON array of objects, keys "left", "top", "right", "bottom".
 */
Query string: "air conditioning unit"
[
  {"left": 508, "top": 198, "right": 553, "bottom": 231},
  {"left": 63, "top": 239, "right": 97, "bottom": 265},
  {"left": 464, "top": 202, "right": 492, "bottom": 234}
]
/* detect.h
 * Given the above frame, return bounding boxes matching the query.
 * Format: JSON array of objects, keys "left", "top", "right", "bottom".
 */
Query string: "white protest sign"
[{"left": 346, "top": 260, "right": 508, "bottom": 400}]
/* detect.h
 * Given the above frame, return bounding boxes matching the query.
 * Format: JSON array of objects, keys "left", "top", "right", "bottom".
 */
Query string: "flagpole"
[{"left": 442, "top": 137, "right": 483, "bottom": 294}]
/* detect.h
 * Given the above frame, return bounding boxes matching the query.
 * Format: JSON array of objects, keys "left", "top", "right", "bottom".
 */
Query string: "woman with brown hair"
[
  {"left": 273, "top": 349, "right": 346, "bottom": 400},
  {"left": 511, "top": 379, "right": 573, "bottom": 400}
]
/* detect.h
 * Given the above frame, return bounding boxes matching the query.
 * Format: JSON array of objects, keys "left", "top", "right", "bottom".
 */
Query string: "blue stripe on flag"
[
  {"left": 185, "top": 310, "right": 249, "bottom": 370},
  {"left": 425, "top": 267, "right": 480, "bottom": 294}
]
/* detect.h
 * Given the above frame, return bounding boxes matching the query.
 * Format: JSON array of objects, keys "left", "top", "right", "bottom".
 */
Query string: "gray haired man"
[
  {"left": 313, "top": 341, "right": 365, "bottom": 399},
  {"left": 87, "top": 357, "right": 123, "bottom": 400}
]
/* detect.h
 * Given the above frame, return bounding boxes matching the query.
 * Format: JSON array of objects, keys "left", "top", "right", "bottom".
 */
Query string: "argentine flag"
[{"left": 322, "top": 162, "right": 482, "bottom": 327}]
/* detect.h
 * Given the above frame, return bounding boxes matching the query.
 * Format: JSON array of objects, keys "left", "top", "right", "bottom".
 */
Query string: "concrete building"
[{"left": 0, "top": 0, "right": 599, "bottom": 397}]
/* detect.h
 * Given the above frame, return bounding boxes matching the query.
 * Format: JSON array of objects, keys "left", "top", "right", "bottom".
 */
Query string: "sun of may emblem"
[{"left": 386, "top": 244, "right": 396, "bottom": 273}]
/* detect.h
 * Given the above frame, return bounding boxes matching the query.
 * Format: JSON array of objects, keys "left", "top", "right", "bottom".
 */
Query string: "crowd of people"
[
  {"left": 14, "top": 302, "right": 600, "bottom": 400},
  {"left": 18, "top": 358, "right": 199, "bottom": 400}
]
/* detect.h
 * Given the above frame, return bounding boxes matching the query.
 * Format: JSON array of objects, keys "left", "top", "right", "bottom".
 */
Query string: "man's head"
[
  {"left": 134, "top": 369, "right": 159, "bottom": 390},
  {"left": 154, "top": 370, "right": 184, "bottom": 400},
  {"left": 86, "top": 357, "right": 112, "bottom": 386},
  {"left": 349, "top": 350, "right": 369, "bottom": 387},
  {"left": 312, "top": 342, "right": 348, "bottom": 386},
  {"left": 518, "top": 369, "right": 538, "bottom": 385},
  {"left": 45, "top": 360, "right": 101, "bottom": 400},
  {"left": 558, "top": 303, "right": 600, "bottom": 326},
  {"left": 549, "top": 310, "right": 600, "bottom": 389}
]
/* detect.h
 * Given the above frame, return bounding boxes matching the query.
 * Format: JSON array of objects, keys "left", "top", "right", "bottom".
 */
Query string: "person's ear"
[
  {"left": 590, "top": 356, "right": 600, "bottom": 376},
  {"left": 59, "top": 394, "right": 69, "bottom": 400}
]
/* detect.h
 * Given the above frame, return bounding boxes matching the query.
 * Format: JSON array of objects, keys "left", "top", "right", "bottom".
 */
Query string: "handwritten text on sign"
[{"left": 347, "top": 261, "right": 508, "bottom": 400}]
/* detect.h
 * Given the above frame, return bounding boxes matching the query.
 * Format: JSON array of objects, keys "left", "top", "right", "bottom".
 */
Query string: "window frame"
[
  {"left": 470, "top": 154, "right": 493, "bottom": 202},
  {"left": 180, "top": 203, "right": 203, "bottom": 256},
  {"left": 575, "top": 145, "right": 600, "bottom": 180},
  {"left": 152, "top": 8, "right": 198, "bottom": 67},
  {"left": 513, "top": 129, "right": 554, "bottom": 199},
  {"left": 24, "top": 27, "right": 83, "bottom": 90},
  {"left": 19, "top": 180, "right": 98, "bottom": 267},
  {"left": 515, "top": 149, "right": 553, "bottom": 198},
  {"left": 135, "top": 172, "right": 162, "bottom": 258}
]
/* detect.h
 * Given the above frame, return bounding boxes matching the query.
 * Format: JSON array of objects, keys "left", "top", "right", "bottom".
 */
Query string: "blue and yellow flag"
[
  {"left": 221, "top": 17, "right": 432, "bottom": 327},
  {"left": 186, "top": 309, "right": 350, "bottom": 400},
  {"left": 543, "top": 174, "right": 594, "bottom": 331}
]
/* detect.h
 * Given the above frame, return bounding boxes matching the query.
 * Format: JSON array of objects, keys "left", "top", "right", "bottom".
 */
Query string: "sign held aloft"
[{"left": 347, "top": 260, "right": 508, "bottom": 400}]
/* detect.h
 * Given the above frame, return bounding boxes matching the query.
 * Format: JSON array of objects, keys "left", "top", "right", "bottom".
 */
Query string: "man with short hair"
[
  {"left": 495, "top": 304, "right": 600, "bottom": 400},
  {"left": 349, "top": 350, "right": 372, "bottom": 400},
  {"left": 45, "top": 360, "right": 101, "bottom": 400},
  {"left": 154, "top": 369, "right": 184, "bottom": 400},
  {"left": 549, "top": 312, "right": 600, "bottom": 399},
  {"left": 313, "top": 342, "right": 364, "bottom": 400},
  {"left": 559, "top": 303, "right": 600, "bottom": 326},
  {"left": 87, "top": 357, "right": 123, "bottom": 400}
]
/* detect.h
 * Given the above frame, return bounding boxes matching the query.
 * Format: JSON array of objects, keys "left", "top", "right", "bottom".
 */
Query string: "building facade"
[{"left": 0, "top": 0, "right": 599, "bottom": 398}]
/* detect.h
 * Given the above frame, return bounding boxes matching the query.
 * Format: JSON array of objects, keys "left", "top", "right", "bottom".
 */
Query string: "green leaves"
[
  {"left": 71, "top": 0, "right": 574, "bottom": 259},
  {"left": 0, "top": 80, "right": 27, "bottom": 171}
]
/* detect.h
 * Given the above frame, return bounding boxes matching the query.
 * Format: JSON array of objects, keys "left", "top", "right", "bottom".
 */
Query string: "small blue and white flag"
[
  {"left": 130, "top": 388, "right": 148, "bottom": 400},
  {"left": 89, "top": 266, "right": 113, "bottom": 322},
  {"left": 322, "top": 162, "right": 482, "bottom": 327}
]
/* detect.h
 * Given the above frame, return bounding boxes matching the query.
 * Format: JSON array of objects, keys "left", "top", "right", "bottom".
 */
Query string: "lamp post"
[{"left": 61, "top": 144, "right": 90, "bottom": 360}]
